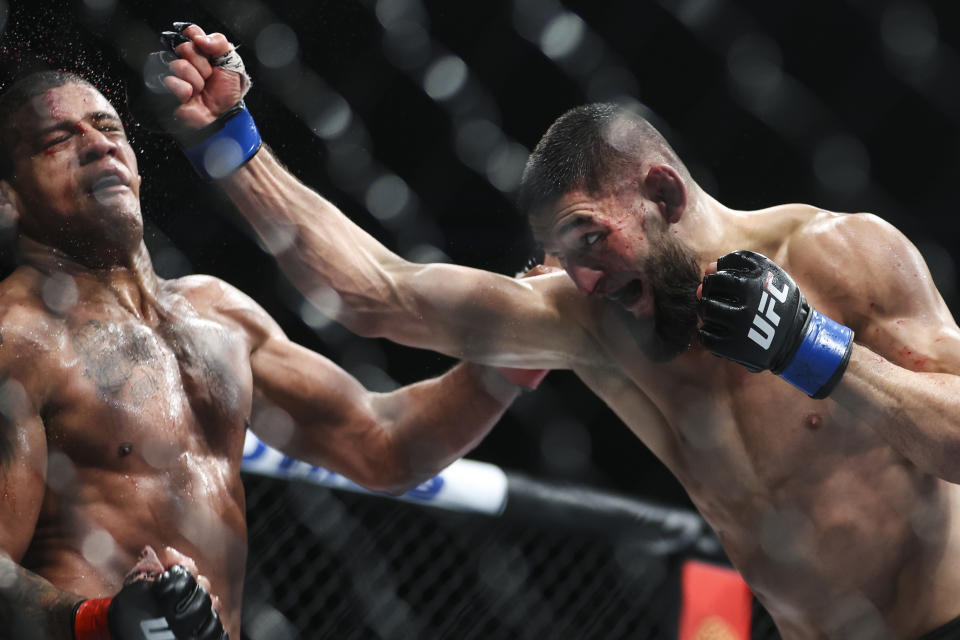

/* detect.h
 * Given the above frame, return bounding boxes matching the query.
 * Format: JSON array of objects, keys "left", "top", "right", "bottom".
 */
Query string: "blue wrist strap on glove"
[
  {"left": 182, "top": 102, "right": 261, "bottom": 179},
  {"left": 778, "top": 309, "right": 854, "bottom": 399}
]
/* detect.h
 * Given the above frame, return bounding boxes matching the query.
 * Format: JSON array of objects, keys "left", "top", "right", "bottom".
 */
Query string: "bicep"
[{"left": 249, "top": 336, "right": 386, "bottom": 476}]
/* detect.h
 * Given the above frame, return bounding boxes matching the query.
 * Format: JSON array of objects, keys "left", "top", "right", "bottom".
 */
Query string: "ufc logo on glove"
[
  {"left": 747, "top": 273, "right": 789, "bottom": 350},
  {"left": 698, "top": 250, "right": 854, "bottom": 399}
]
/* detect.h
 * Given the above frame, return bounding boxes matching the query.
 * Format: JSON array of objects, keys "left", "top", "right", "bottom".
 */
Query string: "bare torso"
[
  {"left": 5, "top": 265, "right": 253, "bottom": 638},
  {"left": 575, "top": 205, "right": 960, "bottom": 639}
]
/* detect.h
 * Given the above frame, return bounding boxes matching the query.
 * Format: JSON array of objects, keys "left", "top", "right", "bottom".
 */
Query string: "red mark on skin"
[
  {"left": 804, "top": 413, "right": 823, "bottom": 430},
  {"left": 898, "top": 347, "right": 913, "bottom": 358},
  {"left": 895, "top": 320, "right": 905, "bottom": 326},
  {"left": 913, "top": 358, "right": 929, "bottom": 370}
]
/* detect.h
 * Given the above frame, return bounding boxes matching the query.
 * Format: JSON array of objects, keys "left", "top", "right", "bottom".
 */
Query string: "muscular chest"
[{"left": 46, "top": 309, "right": 253, "bottom": 462}]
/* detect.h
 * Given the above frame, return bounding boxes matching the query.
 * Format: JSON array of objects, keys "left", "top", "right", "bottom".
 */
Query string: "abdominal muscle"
[
  {"left": 577, "top": 342, "right": 960, "bottom": 639},
  {"left": 22, "top": 455, "right": 249, "bottom": 637}
]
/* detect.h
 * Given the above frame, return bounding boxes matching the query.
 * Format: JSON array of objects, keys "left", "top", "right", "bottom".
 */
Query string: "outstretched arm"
[
  {"left": 150, "top": 23, "right": 597, "bottom": 370},
  {"left": 212, "top": 280, "right": 522, "bottom": 493}
]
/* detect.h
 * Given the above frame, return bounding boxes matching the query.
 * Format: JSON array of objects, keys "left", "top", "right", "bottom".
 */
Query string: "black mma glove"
[
  {"left": 73, "top": 564, "right": 228, "bottom": 640},
  {"left": 126, "top": 21, "right": 260, "bottom": 179},
  {"left": 698, "top": 250, "right": 854, "bottom": 399}
]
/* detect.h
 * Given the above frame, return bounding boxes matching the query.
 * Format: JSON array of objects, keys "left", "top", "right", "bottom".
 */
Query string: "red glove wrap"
[
  {"left": 495, "top": 367, "right": 549, "bottom": 389},
  {"left": 74, "top": 598, "right": 112, "bottom": 640}
]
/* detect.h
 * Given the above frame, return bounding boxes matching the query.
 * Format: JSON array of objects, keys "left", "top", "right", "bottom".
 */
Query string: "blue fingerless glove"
[
  {"left": 181, "top": 102, "right": 262, "bottom": 179},
  {"left": 698, "top": 250, "right": 854, "bottom": 399}
]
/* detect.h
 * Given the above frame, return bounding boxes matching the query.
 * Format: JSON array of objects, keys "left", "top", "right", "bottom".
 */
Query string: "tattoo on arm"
[{"left": 0, "top": 553, "right": 79, "bottom": 640}]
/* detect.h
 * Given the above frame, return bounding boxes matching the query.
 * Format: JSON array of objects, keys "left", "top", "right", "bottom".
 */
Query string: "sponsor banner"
[{"left": 241, "top": 431, "right": 508, "bottom": 515}]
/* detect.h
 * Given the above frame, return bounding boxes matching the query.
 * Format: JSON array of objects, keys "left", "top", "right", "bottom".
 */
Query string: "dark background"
[{"left": 2, "top": 0, "right": 959, "bottom": 509}]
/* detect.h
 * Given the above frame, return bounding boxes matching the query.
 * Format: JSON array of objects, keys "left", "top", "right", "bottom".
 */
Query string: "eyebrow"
[{"left": 34, "top": 111, "right": 123, "bottom": 137}]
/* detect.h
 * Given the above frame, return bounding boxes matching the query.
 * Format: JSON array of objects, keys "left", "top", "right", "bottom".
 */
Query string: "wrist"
[
  {"left": 776, "top": 309, "right": 854, "bottom": 398},
  {"left": 73, "top": 598, "right": 112, "bottom": 640},
  {"left": 181, "top": 102, "right": 262, "bottom": 179}
]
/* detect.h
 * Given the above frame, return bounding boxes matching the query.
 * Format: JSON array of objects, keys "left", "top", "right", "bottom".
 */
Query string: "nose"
[
  {"left": 566, "top": 262, "right": 605, "bottom": 295},
  {"left": 78, "top": 126, "right": 118, "bottom": 165}
]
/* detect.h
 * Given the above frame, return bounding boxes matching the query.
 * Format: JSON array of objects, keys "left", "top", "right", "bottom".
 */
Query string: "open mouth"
[{"left": 607, "top": 279, "right": 644, "bottom": 308}]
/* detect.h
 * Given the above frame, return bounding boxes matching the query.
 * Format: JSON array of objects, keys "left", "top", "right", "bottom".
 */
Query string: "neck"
[
  {"left": 675, "top": 189, "right": 786, "bottom": 270},
  {"left": 17, "top": 235, "right": 162, "bottom": 321}
]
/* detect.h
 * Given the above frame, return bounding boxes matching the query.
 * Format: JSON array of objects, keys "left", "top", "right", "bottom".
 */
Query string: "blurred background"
[{"left": 2, "top": 1, "right": 959, "bottom": 636}]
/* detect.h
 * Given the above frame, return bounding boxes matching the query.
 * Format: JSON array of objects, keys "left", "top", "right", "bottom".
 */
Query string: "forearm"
[
  {"left": 0, "top": 552, "right": 80, "bottom": 639},
  {"left": 221, "top": 148, "right": 572, "bottom": 367},
  {"left": 373, "top": 361, "right": 522, "bottom": 493},
  {"left": 221, "top": 148, "right": 409, "bottom": 335},
  {"left": 832, "top": 344, "right": 960, "bottom": 482}
]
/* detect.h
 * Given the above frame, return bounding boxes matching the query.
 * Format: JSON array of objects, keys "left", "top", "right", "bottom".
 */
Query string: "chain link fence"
[{"left": 241, "top": 472, "right": 781, "bottom": 640}]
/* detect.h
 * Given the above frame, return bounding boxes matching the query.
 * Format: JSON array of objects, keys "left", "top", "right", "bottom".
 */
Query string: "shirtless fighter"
[
  {"left": 163, "top": 22, "right": 960, "bottom": 640},
  {"left": 0, "top": 70, "right": 539, "bottom": 639}
]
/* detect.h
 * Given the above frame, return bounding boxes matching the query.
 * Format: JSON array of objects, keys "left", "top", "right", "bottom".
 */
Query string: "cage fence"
[{"left": 241, "top": 464, "right": 781, "bottom": 640}]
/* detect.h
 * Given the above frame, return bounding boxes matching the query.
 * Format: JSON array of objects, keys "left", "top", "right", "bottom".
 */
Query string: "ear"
[
  {"left": 642, "top": 164, "right": 686, "bottom": 224},
  {"left": 0, "top": 180, "right": 21, "bottom": 228}
]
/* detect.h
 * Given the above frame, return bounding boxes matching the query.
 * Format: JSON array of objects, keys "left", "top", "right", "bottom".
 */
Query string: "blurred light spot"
[
  {"left": 141, "top": 438, "right": 179, "bottom": 470},
  {"left": 477, "top": 544, "right": 528, "bottom": 595},
  {"left": 350, "top": 363, "right": 398, "bottom": 392},
  {"left": 423, "top": 55, "right": 467, "bottom": 101},
  {"left": 0, "top": 377, "right": 25, "bottom": 425},
  {"left": 306, "top": 285, "right": 343, "bottom": 322},
  {"left": 253, "top": 405, "right": 296, "bottom": 449},
  {"left": 41, "top": 273, "right": 78, "bottom": 315},
  {"left": 455, "top": 118, "right": 504, "bottom": 169},
  {"left": 310, "top": 95, "right": 352, "bottom": 140},
  {"left": 365, "top": 174, "right": 410, "bottom": 222},
  {"left": 670, "top": 0, "right": 720, "bottom": 30},
  {"left": 813, "top": 134, "right": 870, "bottom": 196},
  {"left": 376, "top": 0, "right": 427, "bottom": 29},
  {"left": 586, "top": 66, "right": 638, "bottom": 102},
  {"left": 246, "top": 605, "right": 296, "bottom": 640},
  {"left": 152, "top": 246, "right": 193, "bottom": 278},
  {"left": 256, "top": 222, "right": 297, "bottom": 256},
  {"left": 727, "top": 34, "right": 783, "bottom": 99},
  {"left": 758, "top": 507, "right": 810, "bottom": 564},
  {"left": 881, "top": 2, "right": 938, "bottom": 63},
  {"left": 0, "top": 565, "right": 16, "bottom": 588},
  {"left": 382, "top": 21, "right": 431, "bottom": 70},
  {"left": 46, "top": 450, "right": 76, "bottom": 493},
  {"left": 299, "top": 298, "right": 333, "bottom": 330},
  {"left": 82, "top": 0, "right": 116, "bottom": 13},
  {"left": 202, "top": 139, "right": 244, "bottom": 180},
  {"left": 539, "top": 12, "right": 585, "bottom": 60},
  {"left": 539, "top": 419, "right": 591, "bottom": 472},
  {"left": 404, "top": 243, "right": 449, "bottom": 264},
  {"left": 255, "top": 23, "right": 299, "bottom": 69},
  {"left": 485, "top": 141, "right": 529, "bottom": 192},
  {"left": 81, "top": 529, "right": 116, "bottom": 567}
]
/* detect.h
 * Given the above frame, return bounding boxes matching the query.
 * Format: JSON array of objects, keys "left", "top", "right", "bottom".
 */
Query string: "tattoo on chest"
[{"left": 71, "top": 320, "right": 159, "bottom": 404}]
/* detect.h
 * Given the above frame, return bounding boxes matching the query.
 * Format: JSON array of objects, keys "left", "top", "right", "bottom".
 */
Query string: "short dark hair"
[
  {"left": 0, "top": 71, "right": 92, "bottom": 180},
  {"left": 517, "top": 103, "right": 690, "bottom": 232}
]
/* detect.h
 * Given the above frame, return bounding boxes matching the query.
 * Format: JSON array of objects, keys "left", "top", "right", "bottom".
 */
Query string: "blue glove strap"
[
  {"left": 183, "top": 104, "right": 261, "bottom": 179},
  {"left": 778, "top": 309, "right": 854, "bottom": 398}
]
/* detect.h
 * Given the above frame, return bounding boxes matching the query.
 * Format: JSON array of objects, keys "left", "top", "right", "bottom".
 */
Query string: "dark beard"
[{"left": 619, "top": 235, "right": 701, "bottom": 362}]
